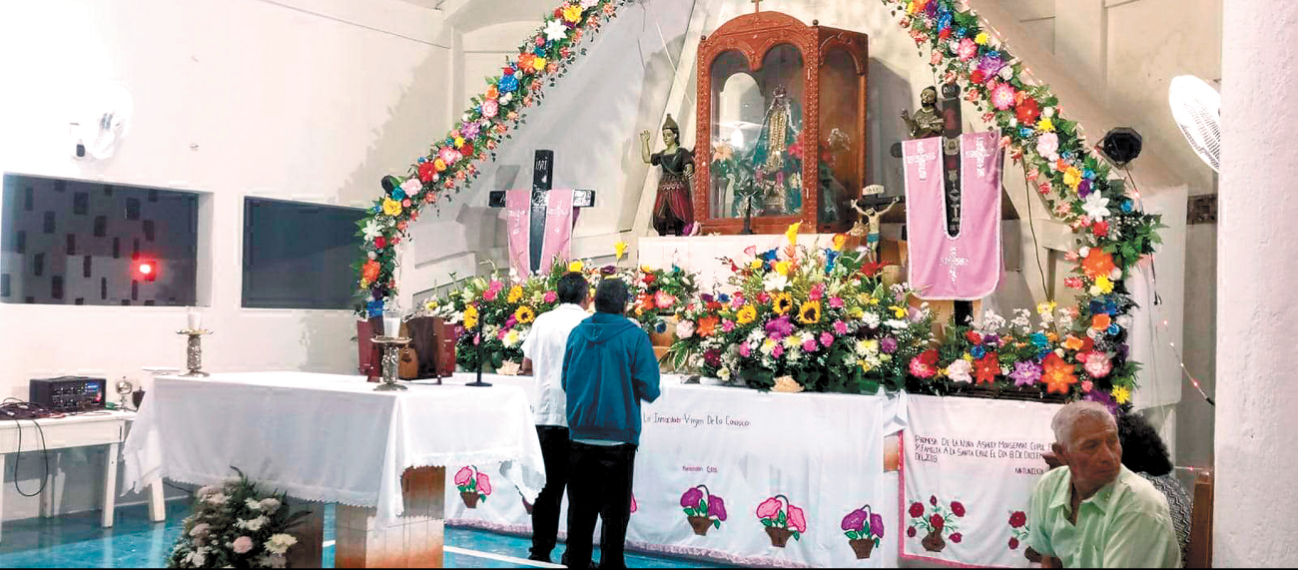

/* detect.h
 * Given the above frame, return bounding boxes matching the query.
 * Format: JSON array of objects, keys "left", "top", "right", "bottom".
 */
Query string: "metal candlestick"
[
  {"left": 372, "top": 336, "right": 411, "bottom": 391},
  {"left": 177, "top": 330, "right": 212, "bottom": 378}
]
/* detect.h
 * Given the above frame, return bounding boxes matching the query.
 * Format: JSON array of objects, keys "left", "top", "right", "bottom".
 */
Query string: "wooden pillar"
[{"left": 335, "top": 467, "right": 446, "bottom": 569}]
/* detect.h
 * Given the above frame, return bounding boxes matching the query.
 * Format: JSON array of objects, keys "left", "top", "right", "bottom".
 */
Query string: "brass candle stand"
[
  {"left": 177, "top": 329, "right": 213, "bottom": 378},
  {"left": 372, "top": 336, "right": 411, "bottom": 391}
]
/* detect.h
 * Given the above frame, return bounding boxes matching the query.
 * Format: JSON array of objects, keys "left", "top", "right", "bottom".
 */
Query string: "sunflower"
[
  {"left": 798, "top": 301, "right": 822, "bottom": 325},
  {"left": 507, "top": 286, "right": 524, "bottom": 304},
  {"left": 514, "top": 306, "right": 536, "bottom": 325},
  {"left": 772, "top": 292, "right": 794, "bottom": 315},
  {"left": 463, "top": 306, "right": 479, "bottom": 330},
  {"left": 736, "top": 305, "right": 758, "bottom": 325}
]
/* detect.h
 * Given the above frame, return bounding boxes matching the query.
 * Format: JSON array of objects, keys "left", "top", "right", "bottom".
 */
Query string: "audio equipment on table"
[{"left": 29, "top": 376, "right": 107, "bottom": 413}]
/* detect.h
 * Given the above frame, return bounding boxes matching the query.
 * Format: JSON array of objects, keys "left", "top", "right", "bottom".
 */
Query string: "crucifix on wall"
[{"left": 487, "top": 150, "right": 595, "bottom": 276}]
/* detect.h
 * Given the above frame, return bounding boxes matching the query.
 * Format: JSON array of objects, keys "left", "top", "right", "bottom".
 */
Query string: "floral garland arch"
[
  {"left": 353, "top": 0, "right": 629, "bottom": 317},
  {"left": 356, "top": 0, "right": 1163, "bottom": 406}
]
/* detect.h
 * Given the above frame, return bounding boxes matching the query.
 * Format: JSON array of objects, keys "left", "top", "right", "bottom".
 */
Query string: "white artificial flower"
[
  {"left": 718, "top": 368, "right": 731, "bottom": 381},
  {"left": 763, "top": 273, "right": 790, "bottom": 292},
  {"left": 1117, "top": 315, "right": 1134, "bottom": 329},
  {"left": 400, "top": 178, "right": 422, "bottom": 197},
  {"left": 367, "top": 251, "right": 377, "bottom": 260},
  {"left": 362, "top": 219, "right": 382, "bottom": 242},
  {"left": 862, "top": 311, "right": 881, "bottom": 329},
  {"left": 236, "top": 515, "right": 269, "bottom": 532},
  {"left": 544, "top": 19, "right": 569, "bottom": 42},
  {"left": 245, "top": 499, "right": 262, "bottom": 511},
  {"left": 1081, "top": 192, "right": 1111, "bottom": 221},
  {"left": 501, "top": 93, "right": 513, "bottom": 105},
  {"left": 1078, "top": 246, "right": 1091, "bottom": 258},
  {"left": 1110, "top": 268, "right": 1124, "bottom": 280},
  {"left": 885, "top": 319, "right": 909, "bottom": 330},
  {"left": 189, "top": 523, "right": 211, "bottom": 538},
  {"left": 948, "top": 360, "right": 973, "bottom": 383},
  {"left": 205, "top": 493, "right": 228, "bottom": 506},
  {"left": 191, "top": 551, "right": 207, "bottom": 567},
  {"left": 1043, "top": 106, "right": 1056, "bottom": 118},
  {"left": 503, "top": 329, "right": 521, "bottom": 348},
  {"left": 760, "top": 339, "right": 776, "bottom": 355},
  {"left": 999, "top": 65, "right": 1014, "bottom": 80},
  {"left": 259, "top": 498, "right": 281, "bottom": 515},
  {"left": 264, "top": 534, "right": 298, "bottom": 556}
]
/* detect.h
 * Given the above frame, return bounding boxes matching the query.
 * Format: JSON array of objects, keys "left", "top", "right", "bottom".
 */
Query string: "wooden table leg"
[
  {"left": 101, "top": 442, "right": 119, "bottom": 528},
  {"left": 335, "top": 466, "right": 445, "bottom": 568},
  {"left": 148, "top": 479, "right": 167, "bottom": 523}
]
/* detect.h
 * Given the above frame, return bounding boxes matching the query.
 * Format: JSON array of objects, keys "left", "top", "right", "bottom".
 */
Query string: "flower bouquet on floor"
[
  {"left": 667, "top": 225, "right": 934, "bottom": 394},
  {"left": 168, "top": 468, "right": 310, "bottom": 569},
  {"left": 904, "top": 300, "right": 1138, "bottom": 408}
]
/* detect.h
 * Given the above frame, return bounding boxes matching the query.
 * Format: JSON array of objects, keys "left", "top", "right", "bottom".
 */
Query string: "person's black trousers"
[
  {"left": 564, "top": 441, "right": 638, "bottom": 569},
  {"left": 529, "top": 426, "right": 570, "bottom": 561}
]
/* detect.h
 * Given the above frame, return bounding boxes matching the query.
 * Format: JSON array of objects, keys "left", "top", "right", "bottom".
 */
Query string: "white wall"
[{"left": 0, "top": 0, "right": 448, "bottom": 520}]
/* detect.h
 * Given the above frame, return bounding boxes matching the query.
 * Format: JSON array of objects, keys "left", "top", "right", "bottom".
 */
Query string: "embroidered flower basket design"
[
  {"left": 1006, "top": 510, "right": 1042, "bottom": 562},
  {"left": 756, "top": 495, "right": 806, "bottom": 548},
  {"left": 842, "top": 504, "right": 885, "bottom": 560},
  {"left": 681, "top": 485, "right": 727, "bottom": 536},
  {"left": 454, "top": 466, "right": 491, "bottom": 509},
  {"left": 908, "top": 496, "right": 965, "bottom": 553}
]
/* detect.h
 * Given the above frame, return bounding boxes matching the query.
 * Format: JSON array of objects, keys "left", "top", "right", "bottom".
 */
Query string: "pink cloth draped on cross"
[{"left": 505, "top": 189, "right": 578, "bottom": 277}]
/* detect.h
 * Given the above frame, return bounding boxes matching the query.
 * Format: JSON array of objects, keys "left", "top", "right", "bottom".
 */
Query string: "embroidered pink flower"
[
  {"left": 957, "top": 38, "right": 978, "bottom": 61},
  {"left": 476, "top": 473, "right": 492, "bottom": 495},
  {"left": 756, "top": 498, "right": 782, "bottom": 520},
  {"left": 454, "top": 467, "right": 473, "bottom": 486},
  {"left": 232, "top": 536, "right": 254, "bottom": 554},
  {"left": 991, "top": 83, "right": 1017, "bottom": 110},
  {"left": 788, "top": 505, "right": 807, "bottom": 533}
]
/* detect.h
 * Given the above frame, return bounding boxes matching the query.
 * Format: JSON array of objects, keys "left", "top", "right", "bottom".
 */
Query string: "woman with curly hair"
[{"left": 1117, "top": 413, "right": 1193, "bottom": 567}]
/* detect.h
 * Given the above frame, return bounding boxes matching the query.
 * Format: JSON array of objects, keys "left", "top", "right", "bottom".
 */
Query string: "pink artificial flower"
[
  {"left": 833, "top": 321, "right": 848, "bottom": 335},
  {"left": 631, "top": 493, "right": 638, "bottom": 513},
  {"left": 991, "top": 83, "right": 1017, "bottom": 110},
  {"left": 655, "top": 290, "right": 677, "bottom": 309},
  {"left": 730, "top": 294, "right": 745, "bottom": 310},
  {"left": 476, "top": 473, "right": 492, "bottom": 495},
  {"left": 1065, "top": 277, "right": 1084, "bottom": 290},
  {"left": 454, "top": 467, "right": 474, "bottom": 486},
  {"left": 809, "top": 283, "right": 825, "bottom": 301},
  {"left": 1084, "top": 351, "right": 1113, "bottom": 378},
  {"left": 829, "top": 297, "right": 845, "bottom": 309},
  {"left": 772, "top": 344, "right": 785, "bottom": 358},
  {"left": 788, "top": 505, "right": 808, "bottom": 533},
  {"left": 544, "top": 291, "right": 558, "bottom": 303},
  {"left": 931, "top": 50, "right": 943, "bottom": 65},
  {"left": 957, "top": 38, "right": 978, "bottom": 61},
  {"left": 756, "top": 498, "right": 782, "bottom": 520},
  {"left": 803, "top": 339, "right": 818, "bottom": 353},
  {"left": 232, "top": 536, "right": 254, "bottom": 555},
  {"left": 820, "top": 332, "right": 835, "bottom": 348},
  {"left": 481, "top": 99, "right": 499, "bottom": 119},
  {"left": 676, "top": 319, "right": 695, "bottom": 339},
  {"left": 1081, "top": 380, "right": 1094, "bottom": 393},
  {"left": 439, "top": 146, "right": 458, "bottom": 165},
  {"left": 722, "top": 320, "right": 736, "bottom": 333},
  {"left": 757, "top": 292, "right": 771, "bottom": 304},
  {"left": 483, "top": 288, "right": 499, "bottom": 301},
  {"left": 739, "top": 342, "right": 751, "bottom": 358},
  {"left": 1037, "top": 132, "right": 1060, "bottom": 160}
]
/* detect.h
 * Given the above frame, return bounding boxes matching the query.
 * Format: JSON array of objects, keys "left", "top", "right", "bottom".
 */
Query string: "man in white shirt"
[{"left": 521, "top": 271, "right": 590, "bottom": 564}]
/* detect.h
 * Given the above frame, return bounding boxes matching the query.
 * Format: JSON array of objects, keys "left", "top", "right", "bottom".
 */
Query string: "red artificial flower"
[
  {"left": 502, "top": 66, "right": 515, "bottom": 76},
  {"left": 418, "top": 161, "right": 437, "bottom": 183},
  {"left": 975, "top": 353, "right": 999, "bottom": 385},
  {"left": 950, "top": 533, "right": 963, "bottom": 544},
  {"left": 1009, "top": 537, "right": 1020, "bottom": 550},
  {"left": 460, "top": 142, "right": 475, "bottom": 158},
  {"left": 929, "top": 514, "right": 945, "bottom": 531},
  {"left": 1016, "top": 97, "right": 1041, "bottom": 125},
  {"left": 939, "top": 27, "right": 952, "bottom": 40},
  {"left": 971, "top": 70, "right": 986, "bottom": 84},
  {"left": 965, "top": 331, "right": 983, "bottom": 345},
  {"left": 643, "top": 273, "right": 657, "bottom": 285},
  {"left": 909, "top": 502, "right": 925, "bottom": 519},
  {"left": 1009, "top": 511, "right": 1027, "bottom": 528},
  {"left": 860, "top": 261, "right": 885, "bottom": 277},
  {"left": 374, "top": 237, "right": 387, "bottom": 250},
  {"left": 951, "top": 501, "right": 966, "bottom": 518},
  {"left": 1092, "top": 220, "right": 1110, "bottom": 237},
  {"left": 1065, "top": 277, "right": 1084, "bottom": 290}
]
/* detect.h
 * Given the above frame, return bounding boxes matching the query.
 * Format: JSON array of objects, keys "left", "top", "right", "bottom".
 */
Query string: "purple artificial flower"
[
  {"left": 1077, "top": 179, "right": 1093, "bottom": 198},
  {"left": 704, "top": 349, "right": 722, "bottom": 368},
  {"left": 601, "top": 265, "right": 617, "bottom": 276},
  {"left": 765, "top": 316, "right": 794, "bottom": 340},
  {"left": 681, "top": 487, "right": 704, "bottom": 509},
  {"left": 984, "top": 334, "right": 1001, "bottom": 347},
  {"left": 979, "top": 54, "right": 1005, "bottom": 77},
  {"left": 880, "top": 337, "right": 899, "bottom": 354},
  {"left": 1010, "top": 361, "right": 1043, "bottom": 387},
  {"left": 700, "top": 293, "right": 715, "bottom": 304},
  {"left": 1085, "top": 389, "right": 1120, "bottom": 416},
  {"left": 708, "top": 496, "right": 728, "bottom": 521},
  {"left": 841, "top": 509, "right": 868, "bottom": 533},
  {"left": 461, "top": 121, "right": 481, "bottom": 140},
  {"left": 871, "top": 513, "right": 885, "bottom": 538}
]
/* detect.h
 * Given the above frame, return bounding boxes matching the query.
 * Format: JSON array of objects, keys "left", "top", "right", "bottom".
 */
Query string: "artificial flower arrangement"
[
  {"left": 667, "top": 225, "right": 935, "bottom": 395},
  {"left": 354, "top": 0, "right": 633, "bottom": 318},
  {"left": 168, "top": 468, "right": 308, "bottom": 569},
  {"left": 631, "top": 263, "right": 699, "bottom": 336},
  {"left": 904, "top": 302, "right": 1137, "bottom": 410}
]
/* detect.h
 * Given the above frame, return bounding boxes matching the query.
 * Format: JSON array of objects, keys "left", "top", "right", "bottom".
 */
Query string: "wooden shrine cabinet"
[{"left": 694, "top": 11, "right": 869, "bottom": 235}]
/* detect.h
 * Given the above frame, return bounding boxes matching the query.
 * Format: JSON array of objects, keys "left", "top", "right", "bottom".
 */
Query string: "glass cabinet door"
[{"left": 817, "top": 47, "right": 865, "bottom": 226}]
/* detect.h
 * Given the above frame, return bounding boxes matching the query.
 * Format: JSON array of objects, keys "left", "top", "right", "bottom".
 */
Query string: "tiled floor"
[{"left": 0, "top": 502, "right": 730, "bottom": 568}]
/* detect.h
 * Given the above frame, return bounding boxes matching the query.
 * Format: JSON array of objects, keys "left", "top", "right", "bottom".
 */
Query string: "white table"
[{"left": 0, "top": 411, "right": 166, "bottom": 542}]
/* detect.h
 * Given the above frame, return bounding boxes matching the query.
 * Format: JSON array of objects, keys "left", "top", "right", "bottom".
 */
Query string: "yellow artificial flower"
[
  {"left": 861, "top": 362, "right": 873, "bottom": 373},
  {"left": 785, "top": 222, "right": 802, "bottom": 245},
  {"left": 1094, "top": 275, "right": 1115, "bottom": 294},
  {"left": 737, "top": 305, "right": 758, "bottom": 325},
  {"left": 433, "top": 157, "right": 447, "bottom": 172},
  {"left": 463, "top": 306, "right": 479, "bottom": 330},
  {"left": 1037, "top": 301, "right": 1057, "bottom": 315},
  {"left": 562, "top": 5, "right": 582, "bottom": 22},
  {"left": 772, "top": 292, "right": 794, "bottom": 315},
  {"left": 568, "top": 260, "right": 584, "bottom": 272},
  {"left": 870, "top": 297, "right": 881, "bottom": 306},
  {"left": 514, "top": 305, "right": 536, "bottom": 325},
  {"left": 906, "top": 1, "right": 919, "bottom": 14},
  {"left": 424, "top": 299, "right": 439, "bottom": 311},
  {"left": 849, "top": 307, "right": 865, "bottom": 319},
  {"left": 383, "top": 198, "right": 403, "bottom": 216},
  {"left": 750, "top": 259, "right": 764, "bottom": 270},
  {"left": 975, "top": 32, "right": 989, "bottom": 45},
  {"left": 533, "top": 57, "right": 548, "bottom": 73},
  {"left": 1038, "top": 118, "right": 1055, "bottom": 132},
  {"left": 454, "top": 137, "right": 466, "bottom": 148},
  {"left": 614, "top": 241, "right": 629, "bottom": 261},
  {"left": 890, "top": 305, "right": 908, "bottom": 319},
  {"left": 775, "top": 260, "right": 792, "bottom": 276},
  {"left": 832, "top": 233, "right": 847, "bottom": 252},
  {"left": 798, "top": 301, "right": 822, "bottom": 325},
  {"left": 507, "top": 285, "right": 524, "bottom": 304},
  {"left": 784, "top": 335, "right": 802, "bottom": 349},
  {"left": 1064, "top": 167, "right": 1083, "bottom": 189},
  {"left": 963, "top": 353, "right": 975, "bottom": 362},
  {"left": 1113, "top": 386, "right": 1132, "bottom": 405}
]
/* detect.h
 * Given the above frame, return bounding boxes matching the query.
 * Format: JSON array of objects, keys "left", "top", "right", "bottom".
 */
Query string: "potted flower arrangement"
[
  {"left": 168, "top": 468, "right": 308, "bottom": 569},
  {"left": 1007, "top": 510, "right": 1042, "bottom": 562},
  {"left": 907, "top": 496, "right": 965, "bottom": 553},
  {"left": 679, "top": 485, "right": 727, "bottom": 536},
  {"left": 756, "top": 495, "right": 806, "bottom": 548},
  {"left": 667, "top": 225, "right": 934, "bottom": 394},
  {"left": 454, "top": 466, "right": 492, "bottom": 509},
  {"left": 842, "top": 505, "right": 885, "bottom": 560},
  {"left": 633, "top": 264, "right": 699, "bottom": 346},
  {"left": 905, "top": 302, "right": 1137, "bottom": 409}
]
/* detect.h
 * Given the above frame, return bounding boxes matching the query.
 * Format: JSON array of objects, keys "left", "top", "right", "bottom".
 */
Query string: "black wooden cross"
[
  {"left": 938, "top": 83, "right": 973, "bottom": 326},
  {"left": 488, "top": 150, "right": 595, "bottom": 274}
]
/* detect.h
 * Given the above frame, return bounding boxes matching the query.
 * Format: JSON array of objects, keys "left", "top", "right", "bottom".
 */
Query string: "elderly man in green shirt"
[{"left": 1029, "top": 401, "right": 1181, "bottom": 568}]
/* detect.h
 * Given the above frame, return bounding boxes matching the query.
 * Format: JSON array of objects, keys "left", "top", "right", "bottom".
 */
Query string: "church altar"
[{"left": 120, "top": 372, "right": 545, "bottom": 568}]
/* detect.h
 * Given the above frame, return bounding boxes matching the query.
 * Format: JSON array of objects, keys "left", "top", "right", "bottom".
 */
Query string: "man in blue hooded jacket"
[{"left": 561, "top": 278, "right": 661, "bottom": 569}]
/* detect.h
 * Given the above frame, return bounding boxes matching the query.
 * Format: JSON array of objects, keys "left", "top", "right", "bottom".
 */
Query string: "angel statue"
[{"left": 640, "top": 114, "right": 695, "bottom": 236}]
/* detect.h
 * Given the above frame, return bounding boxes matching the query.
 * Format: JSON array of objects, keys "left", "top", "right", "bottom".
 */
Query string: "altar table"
[{"left": 121, "top": 372, "right": 545, "bottom": 568}]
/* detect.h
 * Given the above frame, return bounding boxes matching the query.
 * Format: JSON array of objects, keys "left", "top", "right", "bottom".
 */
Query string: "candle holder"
[
  {"left": 371, "top": 336, "right": 411, "bottom": 392},
  {"left": 177, "top": 329, "right": 213, "bottom": 378}
]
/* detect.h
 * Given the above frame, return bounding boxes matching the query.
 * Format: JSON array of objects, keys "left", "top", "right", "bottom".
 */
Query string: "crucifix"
[{"left": 488, "top": 150, "right": 595, "bottom": 275}]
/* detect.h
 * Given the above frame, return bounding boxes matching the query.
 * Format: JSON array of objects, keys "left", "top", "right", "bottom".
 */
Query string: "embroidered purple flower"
[
  {"left": 681, "top": 488, "right": 703, "bottom": 509},
  {"left": 871, "top": 513, "right": 885, "bottom": 538},
  {"left": 1010, "top": 361, "right": 1043, "bottom": 387},
  {"left": 842, "top": 509, "right": 868, "bottom": 532},
  {"left": 880, "top": 337, "right": 899, "bottom": 354},
  {"left": 708, "top": 496, "right": 728, "bottom": 521}
]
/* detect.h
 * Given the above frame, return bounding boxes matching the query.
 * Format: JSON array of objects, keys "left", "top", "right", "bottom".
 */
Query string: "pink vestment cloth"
[
  {"left": 902, "top": 132, "right": 1003, "bottom": 300},
  {"left": 505, "top": 189, "right": 577, "bottom": 277}
]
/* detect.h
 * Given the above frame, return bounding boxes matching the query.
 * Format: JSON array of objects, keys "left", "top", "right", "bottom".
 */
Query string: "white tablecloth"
[{"left": 121, "top": 372, "right": 545, "bottom": 523}]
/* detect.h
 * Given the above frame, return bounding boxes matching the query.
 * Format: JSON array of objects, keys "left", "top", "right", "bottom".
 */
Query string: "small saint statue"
[
  {"left": 641, "top": 114, "right": 695, "bottom": 236},
  {"left": 850, "top": 185, "right": 900, "bottom": 263},
  {"left": 901, "top": 86, "right": 944, "bottom": 140}
]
